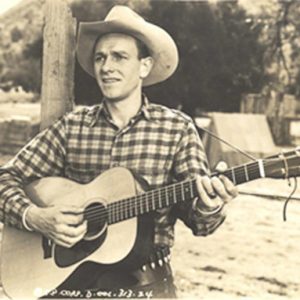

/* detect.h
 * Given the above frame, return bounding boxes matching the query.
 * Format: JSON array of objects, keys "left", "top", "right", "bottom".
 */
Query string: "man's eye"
[
  {"left": 114, "top": 54, "right": 126, "bottom": 61},
  {"left": 95, "top": 56, "right": 104, "bottom": 62}
]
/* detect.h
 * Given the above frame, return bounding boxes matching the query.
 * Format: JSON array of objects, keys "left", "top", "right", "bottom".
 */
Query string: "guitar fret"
[
  {"left": 168, "top": 189, "right": 173, "bottom": 205},
  {"left": 184, "top": 182, "right": 192, "bottom": 201},
  {"left": 173, "top": 185, "right": 177, "bottom": 204},
  {"left": 126, "top": 199, "right": 130, "bottom": 219},
  {"left": 152, "top": 190, "right": 155, "bottom": 210},
  {"left": 123, "top": 201, "right": 126, "bottom": 221},
  {"left": 190, "top": 181, "right": 194, "bottom": 198},
  {"left": 165, "top": 187, "right": 169, "bottom": 207},
  {"left": 115, "top": 205, "right": 118, "bottom": 222},
  {"left": 134, "top": 197, "right": 138, "bottom": 216},
  {"left": 244, "top": 165, "right": 249, "bottom": 182},
  {"left": 110, "top": 204, "right": 113, "bottom": 223},
  {"left": 186, "top": 186, "right": 190, "bottom": 199},
  {"left": 158, "top": 189, "right": 162, "bottom": 208},
  {"left": 145, "top": 194, "right": 149, "bottom": 212},
  {"left": 112, "top": 204, "right": 115, "bottom": 223},
  {"left": 140, "top": 196, "right": 144, "bottom": 214},
  {"left": 181, "top": 183, "right": 185, "bottom": 201},
  {"left": 231, "top": 168, "right": 237, "bottom": 185},
  {"left": 121, "top": 201, "right": 127, "bottom": 220},
  {"left": 258, "top": 159, "right": 265, "bottom": 178},
  {"left": 113, "top": 203, "right": 116, "bottom": 222},
  {"left": 119, "top": 202, "right": 122, "bottom": 221}
]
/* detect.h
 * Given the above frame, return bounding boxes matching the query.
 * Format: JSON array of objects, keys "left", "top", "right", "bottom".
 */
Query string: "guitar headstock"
[{"left": 264, "top": 147, "right": 300, "bottom": 179}]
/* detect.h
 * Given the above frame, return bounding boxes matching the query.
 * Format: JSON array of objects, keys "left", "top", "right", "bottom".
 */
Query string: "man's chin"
[{"left": 103, "top": 95, "right": 124, "bottom": 102}]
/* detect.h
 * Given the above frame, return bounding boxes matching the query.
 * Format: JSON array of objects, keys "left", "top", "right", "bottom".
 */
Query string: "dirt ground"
[
  {"left": 173, "top": 178, "right": 300, "bottom": 300},
  {"left": 0, "top": 154, "right": 299, "bottom": 299}
]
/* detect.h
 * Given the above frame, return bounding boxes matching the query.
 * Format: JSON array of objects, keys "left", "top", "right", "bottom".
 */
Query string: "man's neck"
[{"left": 105, "top": 93, "right": 143, "bottom": 129}]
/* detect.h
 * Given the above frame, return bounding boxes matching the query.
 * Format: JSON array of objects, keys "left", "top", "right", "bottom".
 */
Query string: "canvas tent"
[{"left": 197, "top": 113, "right": 278, "bottom": 169}]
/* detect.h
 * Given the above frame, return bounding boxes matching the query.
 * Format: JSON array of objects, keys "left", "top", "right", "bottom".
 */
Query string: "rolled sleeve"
[{"left": 0, "top": 117, "right": 66, "bottom": 229}]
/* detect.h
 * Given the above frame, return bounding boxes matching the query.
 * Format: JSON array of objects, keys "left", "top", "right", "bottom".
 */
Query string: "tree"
[
  {"left": 140, "top": 1, "right": 267, "bottom": 115},
  {"left": 248, "top": 0, "right": 300, "bottom": 97}
]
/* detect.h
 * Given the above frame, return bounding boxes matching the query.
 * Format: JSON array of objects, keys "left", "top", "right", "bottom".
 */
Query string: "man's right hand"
[{"left": 26, "top": 205, "right": 87, "bottom": 248}]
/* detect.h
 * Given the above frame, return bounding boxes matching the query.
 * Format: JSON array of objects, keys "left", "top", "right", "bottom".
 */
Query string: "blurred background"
[
  {"left": 0, "top": 0, "right": 300, "bottom": 299},
  {"left": 2, "top": 0, "right": 300, "bottom": 109},
  {"left": 1, "top": 0, "right": 300, "bottom": 157}
]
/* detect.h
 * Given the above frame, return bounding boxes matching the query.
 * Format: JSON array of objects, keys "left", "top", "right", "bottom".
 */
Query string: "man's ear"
[{"left": 140, "top": 57, "right": 154, "bottom": 80}]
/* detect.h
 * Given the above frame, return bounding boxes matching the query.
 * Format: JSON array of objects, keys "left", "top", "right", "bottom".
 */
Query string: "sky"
[{"left": 0, "top": 0, "right": 23, "bottom": 15}]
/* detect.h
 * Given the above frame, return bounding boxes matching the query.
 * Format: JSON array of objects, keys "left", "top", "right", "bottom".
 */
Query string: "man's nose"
[{"left": 101, "top": 56, "right": 114, "bottom": 72}]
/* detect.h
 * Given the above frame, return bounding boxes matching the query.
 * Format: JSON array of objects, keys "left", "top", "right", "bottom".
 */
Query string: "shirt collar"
[
  {"left": 141, "top": 95, "right": 152, "bottom": 121},
  {"left": 90, "top": 95, "right": 153, "bottom": 127}
]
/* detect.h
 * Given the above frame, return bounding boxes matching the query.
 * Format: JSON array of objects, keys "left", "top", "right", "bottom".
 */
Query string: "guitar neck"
[
  {"left": 213, "top": 159, "right": 265, "bottom": 185},
  {"left": 107, "top": 159, "right": 266, "bottom": 225}
]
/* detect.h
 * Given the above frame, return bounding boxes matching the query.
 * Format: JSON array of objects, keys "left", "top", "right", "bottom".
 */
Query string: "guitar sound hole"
[{"left": 84, "top": 202, "right": 107, "bottom": 239}]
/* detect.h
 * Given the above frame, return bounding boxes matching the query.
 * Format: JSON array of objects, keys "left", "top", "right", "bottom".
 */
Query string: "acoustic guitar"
[{"left": 1, "top": 148, "right": 300, "bottom": 299}]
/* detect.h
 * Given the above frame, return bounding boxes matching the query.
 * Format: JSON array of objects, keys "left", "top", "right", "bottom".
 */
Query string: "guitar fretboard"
[
  {"left": 107, "top": 159, "right": 265, "bottom": 224},
  {"left": 217, "top": 160, "right": 263, "bottom": 185}
]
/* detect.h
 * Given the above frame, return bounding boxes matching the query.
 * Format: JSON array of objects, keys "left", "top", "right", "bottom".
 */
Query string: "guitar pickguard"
[{"left": 54, "top": 230, "right": 107, "bottom": 267}]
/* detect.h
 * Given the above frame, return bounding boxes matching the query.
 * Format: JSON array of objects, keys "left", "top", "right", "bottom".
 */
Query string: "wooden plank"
[{"left": 40, "top": 0, "right": 76, "bottom": 130}]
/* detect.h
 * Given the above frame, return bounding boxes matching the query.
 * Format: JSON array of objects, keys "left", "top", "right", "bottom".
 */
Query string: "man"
[{"left": 0, "top": 5, "right": 238, "bottom": 298}]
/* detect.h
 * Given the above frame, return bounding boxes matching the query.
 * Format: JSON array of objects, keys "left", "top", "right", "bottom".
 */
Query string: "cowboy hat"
[{"left": 76, "top": 5, "right": 179, "bottom": 86}]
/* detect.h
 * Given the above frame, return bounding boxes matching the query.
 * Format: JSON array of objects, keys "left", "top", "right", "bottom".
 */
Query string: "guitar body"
[{"left": 1, "top": 167, "right": 154, "bottom": 299}]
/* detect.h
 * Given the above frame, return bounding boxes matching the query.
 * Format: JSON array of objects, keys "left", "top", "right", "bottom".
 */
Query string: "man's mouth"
[{"left": 102, "top": 78, "right": 120, "bottom": 83}]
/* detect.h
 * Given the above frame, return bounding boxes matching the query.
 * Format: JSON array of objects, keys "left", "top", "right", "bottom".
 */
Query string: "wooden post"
[{"left": 40, "top": 0, "right": 76, "bottom": 130}]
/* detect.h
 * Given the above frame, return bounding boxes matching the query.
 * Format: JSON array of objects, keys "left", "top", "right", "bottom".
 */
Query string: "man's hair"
[{"left": 134, "top": 38, "right": 151, "bottom": 59}]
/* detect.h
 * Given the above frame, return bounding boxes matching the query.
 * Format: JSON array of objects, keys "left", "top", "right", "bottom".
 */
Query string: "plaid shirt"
[{"left": 0, "top": 98, "right": 225, "bottom": 247}]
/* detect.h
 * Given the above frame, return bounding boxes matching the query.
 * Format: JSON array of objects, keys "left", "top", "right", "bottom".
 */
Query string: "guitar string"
[
  {"left": 83, "top": 164, "right": 265, "bottom": 223},
  {"left": 84, "top": 181, "right": 197, "bottom": 222},
  {"left": 82, "top": 159, "right": 281, "bottom": 222},
  {"left": 83, "top": 159, "right": 263, "bottom": 219},
  {"left": 83, "top": 159, "right": 278, "bottom": 223},
  {"left": 82, "top": 158, "right": 293, "bottom": 222},
  {"left": 69, "top": 151, "right": 299, "bottom": 223}
]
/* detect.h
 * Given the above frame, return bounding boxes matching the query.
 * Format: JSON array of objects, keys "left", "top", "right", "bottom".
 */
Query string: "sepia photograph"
[{"left": 0, "top": 0, "right": 300, "bottom": 299}]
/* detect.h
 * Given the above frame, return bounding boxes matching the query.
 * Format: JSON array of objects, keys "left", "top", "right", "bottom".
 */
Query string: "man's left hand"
[{"left": 195, "top": 161, "right": 238, "bottom": 212}]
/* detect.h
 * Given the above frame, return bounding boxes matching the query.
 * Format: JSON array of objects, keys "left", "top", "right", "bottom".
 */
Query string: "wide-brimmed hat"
[{"left": 76, "top": 5, "right": 179, "bottom": 86}]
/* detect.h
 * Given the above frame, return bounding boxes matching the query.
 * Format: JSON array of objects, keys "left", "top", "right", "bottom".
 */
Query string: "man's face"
[{"left": 93, "top": 33, "right": 150, "bottom": 102}]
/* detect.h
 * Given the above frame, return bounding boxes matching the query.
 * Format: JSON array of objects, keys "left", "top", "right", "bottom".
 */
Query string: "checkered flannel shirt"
[{"left": 0, "top": 98, "right": 225, "bottom": 247}]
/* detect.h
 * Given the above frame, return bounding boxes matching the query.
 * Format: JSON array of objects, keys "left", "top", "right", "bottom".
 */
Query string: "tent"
[{"left": 196, "top": 113, "right": 278, "bottom": 169}]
